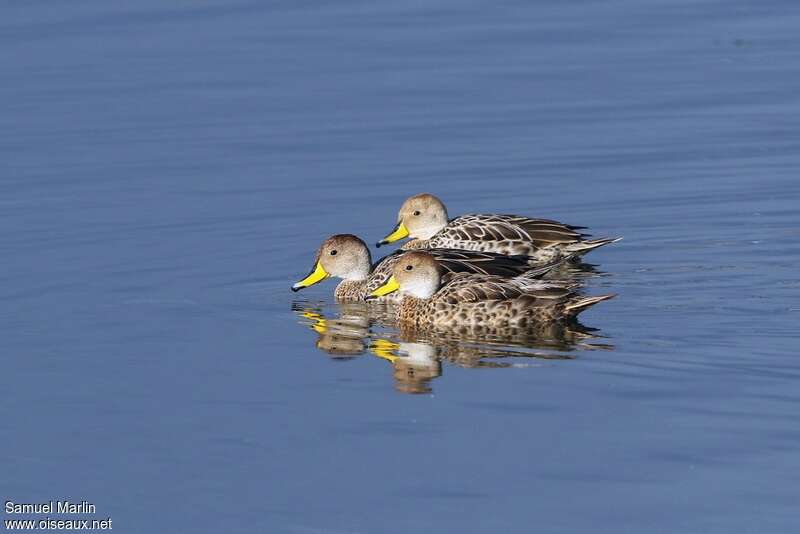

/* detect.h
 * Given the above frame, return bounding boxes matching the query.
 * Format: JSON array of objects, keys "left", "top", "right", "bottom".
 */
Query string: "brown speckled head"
[
  {"left": 392, "top": 251, "right": 443, "bottom": 299},
  {"left": 315, "top": 234, "right": 372, "bottom": 280},
  {"left": 397, "top": 193, "right": 449, "bottom": 240},
  {"left": 292, "top": 234, "right": 372, "bottom": 292}
]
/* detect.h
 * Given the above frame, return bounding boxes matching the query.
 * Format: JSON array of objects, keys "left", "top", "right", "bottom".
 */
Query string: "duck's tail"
[
  {"left": 565, "top": 236, "right": 622, "bottom": 256},
  {"left": 564, "top": 294, "right": 616, "bottom": 317}
]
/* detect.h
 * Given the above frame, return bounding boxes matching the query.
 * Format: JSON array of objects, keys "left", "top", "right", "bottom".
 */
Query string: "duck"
[
  {"left": 367, "top": 250, "right": 615, "bottom": 327},
  {"left": 291, "top": 234, "right": 559, "bottom": 302},
  {"left": 376, "top": 193, "right": 621, "bottom": 262}
]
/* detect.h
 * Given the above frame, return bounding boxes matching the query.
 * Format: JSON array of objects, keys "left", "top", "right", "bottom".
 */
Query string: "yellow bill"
[
  {"left": 368, "top": 275, "right": 400, "bottom": 299},
  {"left": 376, "top": 221, "right": 409, "bottom": 247},
  {"left": 291, "top": 262, "right": 329, "bottom": 292}
]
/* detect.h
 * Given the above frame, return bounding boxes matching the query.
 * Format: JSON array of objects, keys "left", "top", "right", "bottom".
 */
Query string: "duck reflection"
[
  {"left": 396, "top": 319, "right": 612, "bottom": 353},
  {"left": 546, "top": 260, "right": 605, "bottom": 280},
  {"left": 292, "top": 301, "right": 613, "bottom": 393},
  {"left": 292, "top": 301, "right": 371, "bottom": 359},
  {"left": 371, "top": 340, "right": 442, "bottom": 394}
]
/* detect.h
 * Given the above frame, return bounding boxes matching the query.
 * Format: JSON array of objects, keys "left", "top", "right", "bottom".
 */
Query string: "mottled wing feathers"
[
  {"left": 439, "top": 214, "right": 586, "bottom": 247},
  {"left": 434, "top": 273, "right": 576, "bottom": 305},
  {"left": 437, "top": 273, "right": 525, "bottom": 303},
  {"left": 366, "top": 249, "right": 539, "bottom": 294},
  {"left": 428, "top": 249, "right": 532, "bottom": 278}
]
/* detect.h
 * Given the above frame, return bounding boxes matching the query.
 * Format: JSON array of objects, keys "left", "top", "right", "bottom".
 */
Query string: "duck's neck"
[
  {"left": 335, "top": 280, "right": 367, "bottom": 301},
  {"left": 401, "top": 239, "right": 430, "bottom": 250},
  {"left": 340, "top": 254, "right": 372, "bottom": 282},
  {"left": 343, "top": 265, "right": 371, "bottom": 281}
]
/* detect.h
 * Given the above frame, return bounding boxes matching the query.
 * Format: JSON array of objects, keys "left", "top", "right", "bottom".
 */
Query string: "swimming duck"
[
  {"left": 291, "top": 234, "right": 558, "bottom": 302},
  {"left": 376, "top": 193, "right": 621, "bottom": 261},
  {"left": 367, "top": 251, "right": 615, "bottom": 327}
]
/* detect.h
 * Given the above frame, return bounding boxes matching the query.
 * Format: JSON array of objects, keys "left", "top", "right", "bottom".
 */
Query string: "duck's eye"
[
  {"left": 405, "top": 265, "right": 413, "bottom": 271},
  {"left": 413, "top": 210, "right": 421, "bottom": 216},
  {"left": 330, "top": 250, "right": 338, "bottom": 256}
]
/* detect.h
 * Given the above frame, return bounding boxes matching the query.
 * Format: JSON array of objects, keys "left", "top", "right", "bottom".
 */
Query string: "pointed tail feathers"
[
  {"left": 564, "top": 294, "right": 616, "bottom": 316},
  {"left": 566, "top": 236, "right": 623, "bottom": 256}
]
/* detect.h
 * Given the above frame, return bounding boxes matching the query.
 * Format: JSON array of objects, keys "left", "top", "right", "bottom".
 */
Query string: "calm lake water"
[{"left": 3, "top": 1, "right": 799, "bottom": 532}]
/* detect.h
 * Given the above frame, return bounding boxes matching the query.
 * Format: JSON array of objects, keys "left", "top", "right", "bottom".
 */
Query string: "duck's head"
[
  {"left": 291, "top": 234, "right": 372, "bottom": 292},
  {"left": 376, "top": 193, "right": 448, "bottom": 247},
  {"left": 367, "top": 251, "right": 442, "bottom": 299}
]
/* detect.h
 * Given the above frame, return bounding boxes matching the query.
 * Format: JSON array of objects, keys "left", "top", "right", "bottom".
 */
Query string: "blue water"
[{"left": 3, "top": 1, "right": 799, "bottom": 532}]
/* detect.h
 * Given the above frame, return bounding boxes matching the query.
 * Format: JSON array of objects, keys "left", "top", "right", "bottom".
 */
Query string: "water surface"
[{"left": 2, "top": 1, "right": 799, "bottom": 532}]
